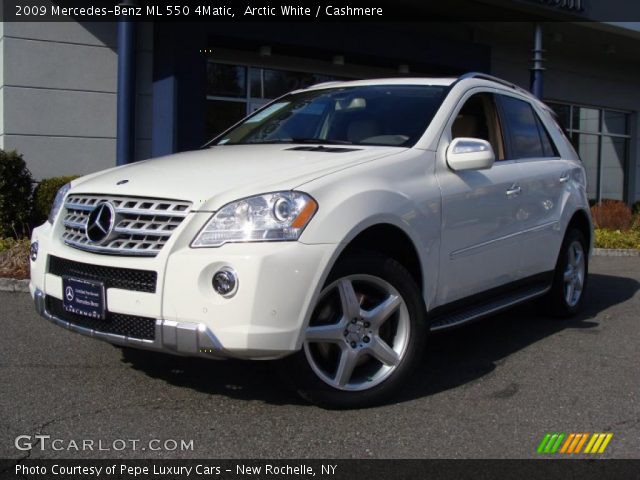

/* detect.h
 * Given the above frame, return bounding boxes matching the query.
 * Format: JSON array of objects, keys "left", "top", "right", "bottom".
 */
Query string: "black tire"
[
  {"left": 283, "top": 252, "right": 428, "bottom": 409},
  {"left": 546, "top": 228, "right": 589, "bottom": 318}
]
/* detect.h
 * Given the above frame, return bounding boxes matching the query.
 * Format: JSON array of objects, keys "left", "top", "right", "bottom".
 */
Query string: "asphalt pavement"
[{"left": 1, "top": 256, "right": 639, "bottom": 459}]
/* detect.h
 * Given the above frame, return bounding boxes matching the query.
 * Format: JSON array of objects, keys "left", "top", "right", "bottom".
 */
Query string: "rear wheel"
[
  {"left": 286, "top": 252, "right": 427, "bottom": 409},
  {"left": 547, "top": 228, "right": 588, "bottom": 318}
]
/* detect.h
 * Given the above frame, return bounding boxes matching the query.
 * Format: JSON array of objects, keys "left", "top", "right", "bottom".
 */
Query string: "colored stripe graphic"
[{"left": 538, "top": 433, "right": 613, "bottom": 454}]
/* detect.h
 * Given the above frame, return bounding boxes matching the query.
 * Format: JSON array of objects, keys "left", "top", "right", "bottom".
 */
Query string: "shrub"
[
  {"left": 32, "top": 176, "right": 78, "bottom": 226},
  {"left": 0, "top": 237, "right": 17, "bottom": 253},
  {"left": 594, "top": 228, "right": 640, "bottom": 250},
  {"left": 0, "top": 237, "right": 30, "bottom": 279},
  {"left": 0, "top": 150, "right": 33, "bottom": 238},
  {"left": 632, "top": 201, "right": 640, "bottom": 216},
  {"left": 590, "top": 200, "right": 633, "bottom": 231}
]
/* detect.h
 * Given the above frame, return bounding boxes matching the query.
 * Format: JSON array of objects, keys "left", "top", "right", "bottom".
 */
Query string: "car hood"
[{"left": 71, "top": 144, "right": 404, "bottom": 210}]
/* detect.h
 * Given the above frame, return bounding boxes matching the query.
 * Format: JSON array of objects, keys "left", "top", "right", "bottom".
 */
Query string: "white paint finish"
[
  {"left": 105, "top": 289, "right": 161, "bottom": 318},
  {"left": 4, "top": 21, "right": 116, "bottom": 47},
  {"left": 437, "top": 158, "right": 526, "bottom": 304},
  {"left": 2, "top": 135, "right": 115, "bottom": 180},
  {"left": 3, "top": 36, "right": 116, "bottom": 92},
  {"left": 30, "top": 76, "right": 592, "bottom": 361},
  {"left": 70, "top": 144, "right": 404, "bottom": 210},
  {"left": 3, "top": 86, "right": 115, "bottom": 138},
  {"left": 163, "top": 240, "right": 335, "bottom": 353}
]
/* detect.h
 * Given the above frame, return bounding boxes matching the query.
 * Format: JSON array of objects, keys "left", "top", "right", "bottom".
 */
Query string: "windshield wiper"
[
  {"left": 289, "top": 138, "right": 354, "bottom": 145},
  {"left": 238, "top": 138, "right": 354, "bottom": 145}
]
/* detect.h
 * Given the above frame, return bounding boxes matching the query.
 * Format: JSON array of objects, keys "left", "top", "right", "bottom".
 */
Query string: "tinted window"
[
  {"left": 534, "top": 115, "right": 558, "bottom": 157},
  {"left": 206, "top": 63, "right": 246, "bottom": 97},
  {"left": 500, "top": 95, "right": 545, "bottom": 159},
  {"left": 215, "top": 85, "right": 447, "bottom": 147}
]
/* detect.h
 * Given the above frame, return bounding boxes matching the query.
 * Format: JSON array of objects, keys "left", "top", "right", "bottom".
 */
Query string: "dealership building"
[{"left": 1, "top": 0, "right": 639, "bottom": 204}]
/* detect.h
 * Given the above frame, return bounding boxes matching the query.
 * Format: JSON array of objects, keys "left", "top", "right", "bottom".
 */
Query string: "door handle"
[
  {"left": 506, "top": 185, "right": 522, "bottom": 197},
  {"left": 559, "top": 172, "right": 571, "bottom": 183}
]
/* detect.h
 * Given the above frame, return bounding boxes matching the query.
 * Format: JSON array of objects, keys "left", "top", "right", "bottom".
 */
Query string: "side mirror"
[{"left": 446, "top": 138, "right": 495, "bottom": 171}]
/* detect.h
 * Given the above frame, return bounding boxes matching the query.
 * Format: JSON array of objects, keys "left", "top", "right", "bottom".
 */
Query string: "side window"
[
  {"left": 451, "top": 93, "right": 505, "bottom": 160},
  {"left": 534, "top": 114, "right": 558, "bottom": 157},
  {"left": 498, "top": 95, "right": 552, "bottom": 159}
]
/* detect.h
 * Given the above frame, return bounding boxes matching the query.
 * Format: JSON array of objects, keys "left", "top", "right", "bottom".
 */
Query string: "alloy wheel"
[
  {"left": 563, "top": 240, "right": 585, "bottom": 307},
  {"left": 303, "top": 274, "right": 411, "bottom": 391}
]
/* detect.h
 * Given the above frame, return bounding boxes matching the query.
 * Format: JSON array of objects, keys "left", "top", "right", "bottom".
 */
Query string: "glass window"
[
  {"left": 572, "top": 107, "right": 600, "bottom": 133},
  {"left": 548, "top": 103, "right": 570, "bottom": 132},
  {"left": 547, "top": 101, "right": 631, "bottom": 202},
  {"left": 499, "top": 95, "right": 545, "bottom": 159},
  {"left": 249, "top": 68, "right": 343, "bottom": 100},
  {"left": 572, "top": 133, "right": 600, "bottom": 201},
  {"left": 206, "top": 63, "right": 346, "bottom": 141},
  {"left": 600, "top": 136, "right": 628, "bottom": 201},
  {"left": 216, "top": 85, "right": 447, "bottom": 147},
  {"left": 206, "top": 100, "right": 247, "bottom": 138},
  {"left": 602, "top": 110, "right": 628, "bottom": 136},
  {"left": 206, "top": 63, "right": 246, "bottom": 98},
  {"left": 534, "top": 115, "right": 557, "bottom": 157}
]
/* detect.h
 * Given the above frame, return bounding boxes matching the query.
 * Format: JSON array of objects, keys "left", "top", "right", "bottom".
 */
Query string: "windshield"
[{"left": 213, "top": 84, "right": 447, "bottom": 147}]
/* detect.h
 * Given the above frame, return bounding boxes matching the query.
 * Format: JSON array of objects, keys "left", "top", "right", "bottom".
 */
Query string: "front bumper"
[
  {"left": 30, "top": 216, "right": 337, "bottom": 360},
  {"left": 33, "top": 287, "right": 229, "bottom": 358}
]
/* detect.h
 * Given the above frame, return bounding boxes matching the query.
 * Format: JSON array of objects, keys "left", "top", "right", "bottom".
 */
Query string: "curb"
[
  {"left": 0, "top": 278, "right": 30, "bottom": 293},
  {"left": 593, "top": 248, "right": 640, "bottom": 257}
]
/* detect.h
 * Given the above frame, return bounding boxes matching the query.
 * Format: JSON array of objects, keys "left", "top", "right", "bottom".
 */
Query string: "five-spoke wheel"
[
  {"left": 285, "top": 252, "right": 427, "bottom": 409},
  {"left": 547, "top": 228, "right": 589, "bottom": 317},
  {"left": 304, "top": 275, "right": 410, "bottom": 391}
]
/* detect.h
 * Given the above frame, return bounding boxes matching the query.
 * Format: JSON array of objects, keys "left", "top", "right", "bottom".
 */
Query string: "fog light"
[
  {"left": 30, "top": 241, "right": 38, "bottom": 262},
  {"left": 212, "top": 268, "right": 238, "bottom": 297}
]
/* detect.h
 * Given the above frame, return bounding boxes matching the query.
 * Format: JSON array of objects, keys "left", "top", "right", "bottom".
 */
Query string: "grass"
[
  {"left": 593, "top": 212, "right": 640, "bottom": 250},
  {"left": 0, "top": 238, "right": 31, "bottom": 279},
  {"left": 594, "top": 228, "right": 640, "bottom": 250}
]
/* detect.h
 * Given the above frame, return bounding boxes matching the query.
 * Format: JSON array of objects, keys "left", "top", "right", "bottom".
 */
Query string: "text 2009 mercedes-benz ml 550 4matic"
[{"left": 30, "top": 73, "right": 592, "bottom": 408}]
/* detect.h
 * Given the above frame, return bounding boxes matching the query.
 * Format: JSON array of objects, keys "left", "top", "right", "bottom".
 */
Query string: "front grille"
[
  {"left": 62, "top": 194, "right": 192, "bottom": 256},
  {"left": 46, "top": 296, "right": 156, "bottom": 340},
  {"left": 48, "top": 255, "right": 157, "bottom": 293}
]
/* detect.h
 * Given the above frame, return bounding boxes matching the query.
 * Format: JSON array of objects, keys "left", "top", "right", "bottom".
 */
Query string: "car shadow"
[
  {"left": 397, "top": 272, "right": 640, "bottom": 402},
  {"left": 119, "top": 272, "right": 639, "bottom": 408},
  {"left": 118, "top": 347, "right": 308, "bottom": 406}
]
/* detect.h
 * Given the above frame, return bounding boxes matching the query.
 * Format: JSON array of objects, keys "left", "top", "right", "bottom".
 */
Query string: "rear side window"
[
  {"left": 534, "top": 114, "right": 558, "bottom": 157},
  {"left": 498, "top": 95, "right": 557, "bottom": 159}
]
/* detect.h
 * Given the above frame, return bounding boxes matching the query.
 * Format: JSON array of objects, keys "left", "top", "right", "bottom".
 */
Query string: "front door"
[{"left": 436, "top": 90, "right": 525, "bottom": 305}]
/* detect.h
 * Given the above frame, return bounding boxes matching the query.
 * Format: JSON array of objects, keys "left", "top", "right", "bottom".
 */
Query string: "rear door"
[{"left": 496, "top": 93, "right": 569, "bottom": 277}]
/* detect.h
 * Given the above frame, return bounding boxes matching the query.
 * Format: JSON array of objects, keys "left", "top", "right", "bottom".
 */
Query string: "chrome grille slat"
[{"left": 62, "top": 194, "right": 192, "bottom": 257}]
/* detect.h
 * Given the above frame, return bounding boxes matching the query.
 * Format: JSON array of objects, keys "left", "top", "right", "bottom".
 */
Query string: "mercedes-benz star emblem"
[
  {"left": 85, "top": 202, "right": 117, "bottom": 244},
  {"left": 65, "top": 286, "right": 74, "bottom": 302}
]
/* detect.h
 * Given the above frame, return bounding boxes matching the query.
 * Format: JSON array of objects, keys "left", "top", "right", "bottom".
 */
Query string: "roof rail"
[{"left": 457, "top": 72, "right": 532, "bottom": 96}]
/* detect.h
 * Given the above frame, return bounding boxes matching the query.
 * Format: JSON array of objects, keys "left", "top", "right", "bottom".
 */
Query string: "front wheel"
[
  {"left": 546, "top": 228, "right": 589, "bottom": 318},
  {"left": 285, "top": 252, "right": 427, "bottom": 409}
]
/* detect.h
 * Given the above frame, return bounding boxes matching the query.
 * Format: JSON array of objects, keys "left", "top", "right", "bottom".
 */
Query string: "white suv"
[{"left": 30, "top": 73, "right": 592, "bottom": 408}]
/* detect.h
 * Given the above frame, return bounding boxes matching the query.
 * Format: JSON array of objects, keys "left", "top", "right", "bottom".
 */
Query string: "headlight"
[
  {"left": 191, "top": 191, "right": 318, "bottom": 247},
  {"left": 48, "top": 183, "right": 71, "bottom": 224}
]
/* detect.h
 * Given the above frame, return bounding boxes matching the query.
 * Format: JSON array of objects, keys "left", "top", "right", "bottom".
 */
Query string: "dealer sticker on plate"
[{"left": 62, "top": 277, "right": 106, "bottom": 320}]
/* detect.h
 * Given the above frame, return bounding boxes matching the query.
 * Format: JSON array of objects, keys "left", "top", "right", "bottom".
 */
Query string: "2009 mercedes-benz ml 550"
[{"left": 30, "top": 73, "right": 592, "bottom": 408}]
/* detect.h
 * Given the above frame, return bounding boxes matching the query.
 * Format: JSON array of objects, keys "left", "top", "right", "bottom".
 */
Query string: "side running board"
[{"left": 429, "top": 284, "right": 550, "bottom": 332}]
